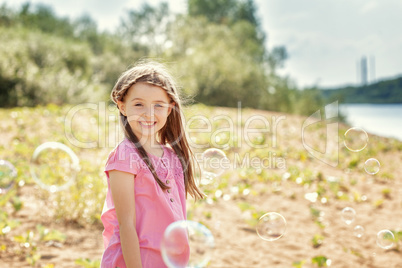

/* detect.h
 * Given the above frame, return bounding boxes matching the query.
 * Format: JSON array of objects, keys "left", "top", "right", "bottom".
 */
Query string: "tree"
[
  {"left": 188, "top": 0, "right": 237, "bottom": 24},
  {"left": 119, "top": 2, "right": 171, "bottom": 56}
]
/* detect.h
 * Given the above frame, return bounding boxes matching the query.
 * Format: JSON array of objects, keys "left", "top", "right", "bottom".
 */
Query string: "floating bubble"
[
  {"left": 201, "top": 148, "right": 229, "bottom": 181},
  {"left": 364, "top": 158, "right": 380, "bottom": 175},
  {"left": 341, "top": 207, "right": 356, "bottom": 225},
  {"left": 161, "top": 220, "right": 214, "bottom": 268},
  {"left": 256, "top": 212, "right": 287, "bottom": 241},
  {"left": 0, "top": 160, "right": 17, "bottom": 194},
  {"left": 344, "top": 127, "right": 368, "bottom": 152},
  {"left": 30, "top": 142, "right": 80, "bottom": 192},
  {"left": 376, "top": 230, "right": 395, "bottom": 249},
  {"left": 354, "top": 225, "right": 365, "bottom": 238}
]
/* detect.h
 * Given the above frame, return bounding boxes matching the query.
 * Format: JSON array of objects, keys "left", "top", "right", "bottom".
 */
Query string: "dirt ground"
[{"left": 1, "top": 106, "right": 402, "bottom": 267}]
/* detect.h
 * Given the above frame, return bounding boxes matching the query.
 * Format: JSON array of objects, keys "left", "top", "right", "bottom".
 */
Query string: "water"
[{"left": 340, "top": 104, "right": 402, "bottom": 141}]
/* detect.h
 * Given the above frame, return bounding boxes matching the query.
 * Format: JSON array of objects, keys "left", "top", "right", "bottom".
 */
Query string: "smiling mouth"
[{"left": 139, "top": 121, "right": 156, "bottom": 127}]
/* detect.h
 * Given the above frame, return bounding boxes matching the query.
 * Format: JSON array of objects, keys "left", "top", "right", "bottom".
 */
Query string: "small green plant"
[
  {"left": 13, "top": 230, "right": 40, "bottom": 266},
  {"left": 311, "top": 255, "right": 331, "bottom": 267},
  {"left": 309, "top": 206, "right": 321, "bottom": 219},
  {"left": 0, "top": 211, "right": 20, "bottom": 236},
  {"left": 202, "top": 211, "right": 212, "bottom": 219},
  {"left": 11, "top": 195, "right": 23, "bottom": 212},
  {"left": 292, "top": 260, "right": 306, "bottom": 268},
  {"left": 311, "top": 234, "right": 324, "bottom": 248},
  {"left": 36, "top": 224, "right": 66, "bottom": 243},
  {"left": 381, "top": 188, "right": 391, "bottom": 199},
  {"left": 390, "top": 230, "right": 402, "bottom": 251},
  {"left": 348, "top": 157, "right": 359, "bottom": 169},
  {"left": 75, "top": 258, "right": 101, "bottom": 268},
  {"left": 237, "top": 202, "right": 255, "bottom": 212},
  {"left": 373, "top": 199, "right": 384, "bottom": 209}
]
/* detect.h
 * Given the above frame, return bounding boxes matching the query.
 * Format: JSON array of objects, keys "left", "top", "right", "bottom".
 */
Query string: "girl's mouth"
[{"left": 139, "top": 121, "right": 156, "bottom": 128}]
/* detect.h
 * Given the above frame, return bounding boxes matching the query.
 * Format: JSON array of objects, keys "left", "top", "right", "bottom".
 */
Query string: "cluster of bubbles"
[
  {"left": 343, "top": 127, "right": 397, "bottom": 250},
  {"left": 344, "top": 127, "right": 380, "bottom": 175},
  {"left": 341, "top": 205, "right": 395, "bottom": 249},
  {"left": 1, "top": 142, "right": 81, "bottom": 194},
  {"left": 161, "top": 220, "right": 215, "bottom": 268},
  {"left": 341, "top": 207, "right": 366, "bottom": 239},
  {"left": 199, "top": 148, "right": 288, "bottom": 244}
]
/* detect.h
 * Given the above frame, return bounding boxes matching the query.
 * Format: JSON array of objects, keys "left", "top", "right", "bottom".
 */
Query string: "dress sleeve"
[{"left": 104, "top": 142, "right": 140, "bottom": 176}]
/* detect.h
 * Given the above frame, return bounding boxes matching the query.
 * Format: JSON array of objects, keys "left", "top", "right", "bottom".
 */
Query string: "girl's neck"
[{"left": 138, "top": 137, "right": 163, "bottom": 157}]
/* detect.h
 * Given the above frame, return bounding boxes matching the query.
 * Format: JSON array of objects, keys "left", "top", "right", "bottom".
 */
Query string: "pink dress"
[{"left": 101, "top": 138, "right": 187, "bottom": 268}]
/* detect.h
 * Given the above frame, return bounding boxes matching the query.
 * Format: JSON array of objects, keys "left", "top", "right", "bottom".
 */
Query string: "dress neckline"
[{"left": 147, "top": 144, "right": 166, "bottom": 159}]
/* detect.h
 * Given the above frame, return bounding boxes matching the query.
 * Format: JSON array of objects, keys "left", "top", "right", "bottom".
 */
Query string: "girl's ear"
[
  {"left": 117, "top": 100, "right": 126, "bottom": 116},
  {"left": 167, "top": 102, "right": 175, "bottom": 116}
]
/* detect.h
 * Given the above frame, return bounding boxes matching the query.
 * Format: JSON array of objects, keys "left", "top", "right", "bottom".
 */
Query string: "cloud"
[{"left": 255, "top": 0, "right": 402, "bottom": 87}]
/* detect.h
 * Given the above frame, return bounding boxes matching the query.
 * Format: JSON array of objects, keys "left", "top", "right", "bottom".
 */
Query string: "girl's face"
[{"left": 118, "top": 82, "right": 173, "bottom": 143}]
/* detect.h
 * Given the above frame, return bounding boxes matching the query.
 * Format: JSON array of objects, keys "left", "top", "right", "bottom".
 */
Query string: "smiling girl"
[{"left": 100, "top": 61, "right": 203, "bottom": 268}]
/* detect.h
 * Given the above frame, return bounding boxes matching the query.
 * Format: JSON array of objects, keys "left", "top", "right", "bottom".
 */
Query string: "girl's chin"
[{"left": 134, "top": 130, "right": 157, "bottom": 138}]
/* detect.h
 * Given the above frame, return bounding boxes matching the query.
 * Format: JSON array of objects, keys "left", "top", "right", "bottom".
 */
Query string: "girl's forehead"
[{"left": 126, "top": 82, "right": 170, "bottom": 102}]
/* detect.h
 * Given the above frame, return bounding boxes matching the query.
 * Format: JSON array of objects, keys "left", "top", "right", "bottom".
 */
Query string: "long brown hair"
[{"left": 111, "top": 60, "right": 204, "bottom": 200}]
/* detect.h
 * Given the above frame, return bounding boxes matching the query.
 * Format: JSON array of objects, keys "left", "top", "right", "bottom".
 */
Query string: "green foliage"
[
  {"left": 0, "top": 26, "right": 106, "bottom": 106},
  {"left": 292, "top": 260, "right": 306, "bottom": 268},
  {"left": 0, "top": 210, "right": 20, "bottom": 236},
  {"left": 188, "top": 0, "right": 239, "bottom": 24},
  {"left": 311, "top": 234, "right": 324, "bottom": 248},
  {"left": 36, "top": 224, "right": 66, "bottom": 242},
  {"left": 75, "top": 258, "right": 101, "bottom": 268},
  {"left": 322, "top": 76, "right": 402, "bottom": 104},
  {"left": 0, "top": 1, "right": 325, "bottom": 117},
  {"left": 311, "top": 256, "right": 330, "bottom": 267}
]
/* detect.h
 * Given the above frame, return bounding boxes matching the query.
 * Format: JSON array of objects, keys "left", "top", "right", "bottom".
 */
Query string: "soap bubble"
[
  {"left": 354, "top": 225, "right": 365, "bottom": 238},
  {"left": 341, "top": 207, "right": 356, "bottom": 225},
  {"left": 201, "top": 148, "right": 229, "bottom": 183},
  {"left": 376, "top": 230, "right": 395, "bottom": 249},
  {"left": 344, "top": 127, "right": 368, "bottom": 152},
  {"left": 364, "top": 158, "right": 380, "bottom": 175},
  {"left": 256, "top": 212, "right": 287, "bottom": 241},
  {"left": 161, "top": 220, "right": 214, "bottom": 268},
  {"left": 30, "top": 142, "right": 80, "bottom": 192},
  {"left": 0, "top": 160, "right": 17, "bottom": 194}
]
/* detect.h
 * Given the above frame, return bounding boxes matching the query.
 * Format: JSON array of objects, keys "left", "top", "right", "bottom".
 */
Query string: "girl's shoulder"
[
  {"left": 162, "top": 143, "right": 174, "bottom": 155},
  {"left": 161, "top": 144, "right": 180, "bottom": 162},
  {"left": 106, "top": 138, "right": 141, "bottom": 165}
]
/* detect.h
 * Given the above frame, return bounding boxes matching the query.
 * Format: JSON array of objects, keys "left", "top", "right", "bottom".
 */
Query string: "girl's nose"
[{"left": 143, "top": 106, "right": 155, "bottom": 118}]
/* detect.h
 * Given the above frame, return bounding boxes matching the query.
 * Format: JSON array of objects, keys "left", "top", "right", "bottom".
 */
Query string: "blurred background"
[{"left": 0, "top": 0, "right": 401, "bottom": 139}]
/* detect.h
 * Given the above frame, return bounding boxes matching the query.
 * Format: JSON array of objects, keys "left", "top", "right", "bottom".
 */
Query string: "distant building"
[
  {"left": 357, "top": 55, "right": 375, "bottom": 86},
  {"left": 361, "top": 56, "right": 368, "bottom": 86}
]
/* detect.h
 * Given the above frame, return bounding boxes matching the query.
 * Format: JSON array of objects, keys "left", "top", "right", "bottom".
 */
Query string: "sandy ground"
[{"left": 1, "top": 106, "right": 402, "bottom": 267}]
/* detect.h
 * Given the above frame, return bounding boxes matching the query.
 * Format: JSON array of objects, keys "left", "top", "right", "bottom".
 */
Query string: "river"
[{"left": 340, "top": 104, "right": 402, "bottom": 141}]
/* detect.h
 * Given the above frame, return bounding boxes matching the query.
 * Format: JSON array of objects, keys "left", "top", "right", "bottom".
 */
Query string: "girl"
[{"left": 101, "top": 61, "right": 204, "bottom": 268}]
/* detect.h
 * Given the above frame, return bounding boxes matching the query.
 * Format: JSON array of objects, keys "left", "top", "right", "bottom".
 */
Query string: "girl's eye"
[
  {"left": 155, "top": 104, "right": 163, "bottom": 108},
  {"left": 134, "top": 103, "right": 143, "bottom": 107}
]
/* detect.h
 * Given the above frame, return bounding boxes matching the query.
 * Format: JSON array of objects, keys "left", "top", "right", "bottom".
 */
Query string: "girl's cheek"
[{"left": 127, "top": 114, "right": 141, "bottom": 122}]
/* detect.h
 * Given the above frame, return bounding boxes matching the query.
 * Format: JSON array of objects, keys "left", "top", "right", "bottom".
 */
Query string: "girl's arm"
[{"left": 109, "top": 170, "right": 142, "bottom": 268}]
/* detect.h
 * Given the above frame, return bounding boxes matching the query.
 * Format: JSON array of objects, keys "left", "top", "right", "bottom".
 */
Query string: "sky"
[{"left": 1, "top": 0, "right": 402, "bottom": 88}]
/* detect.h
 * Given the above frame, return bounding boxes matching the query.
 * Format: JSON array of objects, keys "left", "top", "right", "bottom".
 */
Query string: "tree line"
[
  {"left": 322, "top": 76, "right": 402, "bottom": 104},
  {"left": 0, "top": 0, "right": 324, "bottom": 115}
]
